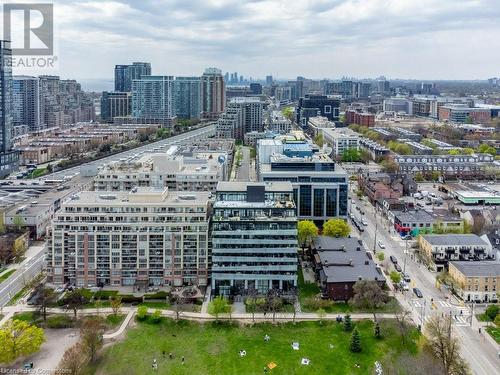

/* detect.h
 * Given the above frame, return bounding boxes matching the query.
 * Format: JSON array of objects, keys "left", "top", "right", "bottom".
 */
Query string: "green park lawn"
[
  {"left": 486, "top": 326, "right": 500, "bottom": 344},
  {"left": 89, "top": 318, "right": 419, "bottom": 375}
]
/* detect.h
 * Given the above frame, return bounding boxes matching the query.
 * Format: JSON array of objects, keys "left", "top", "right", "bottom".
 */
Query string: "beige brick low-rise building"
[{"left": 448, "top": 261, "right": 499, "bottom": 303}]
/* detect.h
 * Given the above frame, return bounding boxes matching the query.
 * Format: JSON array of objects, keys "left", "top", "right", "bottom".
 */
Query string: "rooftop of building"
[
  {"left": 311, "top": 236, "right": 383, "bottom": 283},
  {"left": 322, "top": 127, "right": 360, "bottom": 139},
  {"left": 67, "top": 188, "right": 211, "bottom": 206},
  {"left": 216, "top": 181, "right": 293, "bottom": 193},
  {"left": 450, "top": 261, "right": 500, "bottom": 277},
  {"left": 421, "top": 234, "right": 489, "bottom": 247}
]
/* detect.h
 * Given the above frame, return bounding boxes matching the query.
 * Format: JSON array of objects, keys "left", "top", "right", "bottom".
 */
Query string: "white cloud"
[{"left": 14, "top": 0, "right": 500, "bottom": 80}]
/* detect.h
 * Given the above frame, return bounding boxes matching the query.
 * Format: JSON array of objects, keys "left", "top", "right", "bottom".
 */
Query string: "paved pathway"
[{"left": 103, "top": 309, "right": 135, "bottom": 340}]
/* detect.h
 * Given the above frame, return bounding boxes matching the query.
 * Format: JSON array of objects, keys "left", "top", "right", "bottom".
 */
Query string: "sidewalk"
[{"left": 0, "top": 242, "right": 45, "bottom": 277}]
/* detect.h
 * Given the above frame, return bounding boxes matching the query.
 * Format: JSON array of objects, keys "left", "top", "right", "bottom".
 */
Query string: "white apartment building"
[
  {"left": 94, "top": 153, "right": 227, "bottom": 192},
  {"left": 46, "top": 188, "right": 211, "bottom": 288},
  {"left": 269, "top": 111, "right": 292, "bottom": 135},
  {"left": 322, "top": 127, "right": 360, "bottom": 156}
]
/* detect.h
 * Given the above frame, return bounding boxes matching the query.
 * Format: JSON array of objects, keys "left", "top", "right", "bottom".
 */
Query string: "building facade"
[
  {"left": 418, "top": 234, "right": 492, "bottom": 271},
  {"left": 12, "top": 75, "right": 42, "bottom": 131},
  {"left": 296, "top": 95, "right": 340, "bottom": 127},
  {"left": 201, "top": 68, "right": 225, "bottom": 120},
  {"left": 0, "top": 40, "right": 19, "bottom": 178},
  {"left": 211, "top": 182, "right": 298, "bottom": 296},
  {"left": 132, "top": 76, "right": 174, "bottom": 127},
  {"left": 114, "top": 62, "right": 151, "bottom": 92},
  {"left": 448, "top": 262, "right": 499, "bottom": 303},
  {"left": 47, "top": 188, "right": 211, "bottom": 288},
  {"left": 100, "top": 91, "right": 131, "bottom": 122},
  {"left": 174, "top": 77, "right": 202, "bottom": 120}
]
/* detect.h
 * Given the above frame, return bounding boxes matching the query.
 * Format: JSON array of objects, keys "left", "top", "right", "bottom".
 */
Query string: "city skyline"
[{"left": 2, "top": 0, "right": 500, "bottom": 82}]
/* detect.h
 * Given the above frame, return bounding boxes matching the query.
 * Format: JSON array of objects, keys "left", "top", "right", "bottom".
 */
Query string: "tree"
[
  {"left": 266, "top": 289, "right": 282, "bottom": 323},
  {"left": 245, "top": 288, "right": 259, "bottom": 323},
  {"left": 424, "top": 315, "right": 470, "bottom": 375},
  {"left": 35, "top": 287, "right": 56, "bottom": 321},
  {"left": 12, "top": 215, "right": 25, "bottom": 233},
  {"left": 150, "top": 309, "right": 162, "bottom": 324},
  {"left": 376, "top": 252, "right": 385, "bottom": 262},
  {"left": 12, "top": 239, "right": 27, "bottom": 263},
  {"left": 281, "top": 107, "right": 294, "bottom": 121},
  {"left": 359, "top": 149, "right": 371, "bottom": 164},
  {"left": 314, "top": 133, "right": 324, "bottom": 147},
  {"left": 317, "top": 308, "right": 326, "bottom": 324},
  {"left": 322, "top": 219, "right": 351, "bottom": 238},
  {"left": 58, "top": 342, "right": 89, "bottom": 375},
  {"left": 46, "top": 163, "right": 53, "bottom": 173},
  {"left": 380, "top": 157, "right": 399, "bottom": 173},
  {"left": 394, "top": 309, "right": 412, "bottom": 344},
  {"left": 63, "top": 289, "right": 88, "bottom": 318},
  {"left": 484, "top": 304, "right": 499, "bottom": 322},
  {"left": 297, "top": 220, "right": 319, "bottom": 248},
  {"left": 341, "top": 148, "right": 361, "bottom": 162},
  {"left": 343, "top": 314, "right": 352, "bottom": 331},
  {"left": 478, "top": 143, "right": 497, "bottom": 156},
  {"left": 390, "top": 271, "right": 401, "bottom": 285},
  {"left": 208, "top": 296, "right": 230, "bottom": 321},
  {"left": 350, "top": 280, "right": 389, "bottom": 322},
  {"left": 171, "top": 295, "right": 185, "bottom": 321},
  {"left": 349, "top": 328, "right": 362, "bottom": 352},
  {"left": 415, "top": 172, "right": 425, "bottom": 182},
  {"left": 380, "top": 350, "right": 446, "bottom": 375},
  {"left": 80, "top": 318, "right": 104, "bottom": 363},
  {"left": 0, "top": 320, "right": 45, "bottom": 364},
  {"left": 110, "top": 296, "right": 122, "bottom": 316},
  {"left": 136, "top": 306, "right": 148, "bottom": 321},
  {"left": 374, "top": 322, "right": 381, "bottom": 338}
]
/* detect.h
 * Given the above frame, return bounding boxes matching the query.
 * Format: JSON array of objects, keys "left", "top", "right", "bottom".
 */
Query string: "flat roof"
[
  {"left": 421, "top": 234, "right": 488, "bottom": 247},
  {"left": 450, "top": 261, "right": 500, "bottom": 277}
]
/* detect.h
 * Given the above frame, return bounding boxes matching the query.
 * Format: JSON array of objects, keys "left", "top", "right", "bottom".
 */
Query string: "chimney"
[
  {"left": 342, "top": 245, "right": 346, "bottom": 252},
  {"left": 349, "top": 259, "right": 353, "bottom": 266},
  {"left": 365, "top": 260, "right": 369, "bottom": 265},
  {"left": 357, "top": 246, "right": 361, "bottom": 251}
]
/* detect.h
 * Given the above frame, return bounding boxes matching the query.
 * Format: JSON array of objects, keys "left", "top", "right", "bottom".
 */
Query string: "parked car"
[
  {"left": 399, "top": 281, "right": 410, "bottom": 291},
  {"left": 390, "top": 256, "right": 398, "bottom": 264},
  {"left": 413, "top": 288, "right": 423, "bottom": 298},
  {"left": 402, "top": 273, "right": 411, "bottom": 282},
  {"left": 378, "top": 241, "right": 386, "bottom": 249},
  {"left": 361, "top": 218, "right": 368, "bottom": 226},
  {"left": 394, "top": 263, "right": 402, "bottom": 272}
]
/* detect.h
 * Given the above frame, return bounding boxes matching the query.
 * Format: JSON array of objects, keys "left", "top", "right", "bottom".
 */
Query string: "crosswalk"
[{"left": 409, "top": 299, "right": 471, "bottom": 327}]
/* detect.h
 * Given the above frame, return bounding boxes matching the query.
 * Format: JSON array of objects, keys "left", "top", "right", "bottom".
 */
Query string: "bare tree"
[
  {"left": 266, "top": 289, "right": 283, "bottom": 323},
  {"left": 350, "top": 280, "right": 389, "bottom": 322},
  {"left": 394, "top": 309, "right": 412, "bottom": 344},
  {"left": 80, "top": 318, "right": 104, "bottom": 363},
  {"left": 379, "top": 350, "right": 446, "bottom": 375},
  {"left": 171, "top": 295, "right": 185, "bottom": 321},
  {"left": 34, "top": 286, "right": 56, "bottom": 321},
  {"left": 424, "top": 314, "right": 470, "bottom": 375},
  {"left": 110, "top": 296, "right": 122, "bottom": 316},
  {"left": 58, "top": 342, "right": 89, "bottom": 375}
]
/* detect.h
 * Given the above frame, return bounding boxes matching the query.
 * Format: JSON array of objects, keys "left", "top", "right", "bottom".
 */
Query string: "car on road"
[
  {"left": 361, "top": 218, "right": 368, "bottom": 226},
  {"left": 378, "top": 241, "right": 385, "bottom": 249},
  {"left": 402, "top": 273, "right": 411, "bottom": 282},
  {"left": 394, "top": 263, "right": 402, "bottom": 272},
  {"left": 390, "top": 255, "right": 398, "bottom": 264},
  {"left": 399, "top": 281, "right": 410, "bottom": 291},
  {"left": 413, "top": 288, "right": 423, "bottom": 298}
]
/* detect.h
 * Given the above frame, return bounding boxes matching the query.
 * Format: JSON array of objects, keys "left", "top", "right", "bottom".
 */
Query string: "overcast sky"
[{"left": 5, "top": 0, "right": 500, "bottom": 82}]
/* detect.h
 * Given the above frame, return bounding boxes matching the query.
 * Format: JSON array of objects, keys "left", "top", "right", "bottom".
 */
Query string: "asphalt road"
[
  {"left": 349, "top": 192, "right": 499, "bottom": 375},
  {"left": 0, "top": 246, "right": 45, "bottom": 307},
  {"left": 235, "top": 146, "right": 251, "bottom": 181}
]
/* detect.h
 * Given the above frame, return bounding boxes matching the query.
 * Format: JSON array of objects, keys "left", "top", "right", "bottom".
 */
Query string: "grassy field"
[
  {"left": 297, "top": 268, "right": 400, "bottom": 314},
  {"left": 486, "top": 326, "right": 500, "bottom": 344},
  {"left": 89, "top": 318, "right": 419, "bottom": 375},
  {"left": 0, "top": 269, "right": 16, "bottom": 283}
]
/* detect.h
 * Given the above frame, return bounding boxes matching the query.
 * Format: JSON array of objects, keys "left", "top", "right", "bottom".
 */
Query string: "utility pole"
[
  {"left": 448, "top": 310, "right": 452, "bottom": 343},
  {"left": 373, "top": 208, "right": 378, "bottom": 254}
]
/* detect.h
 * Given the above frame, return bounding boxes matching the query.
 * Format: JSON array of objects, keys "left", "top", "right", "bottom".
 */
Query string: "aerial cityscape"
[{"left": 0, "top": 1, "right": 499, "bottom": 374}]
